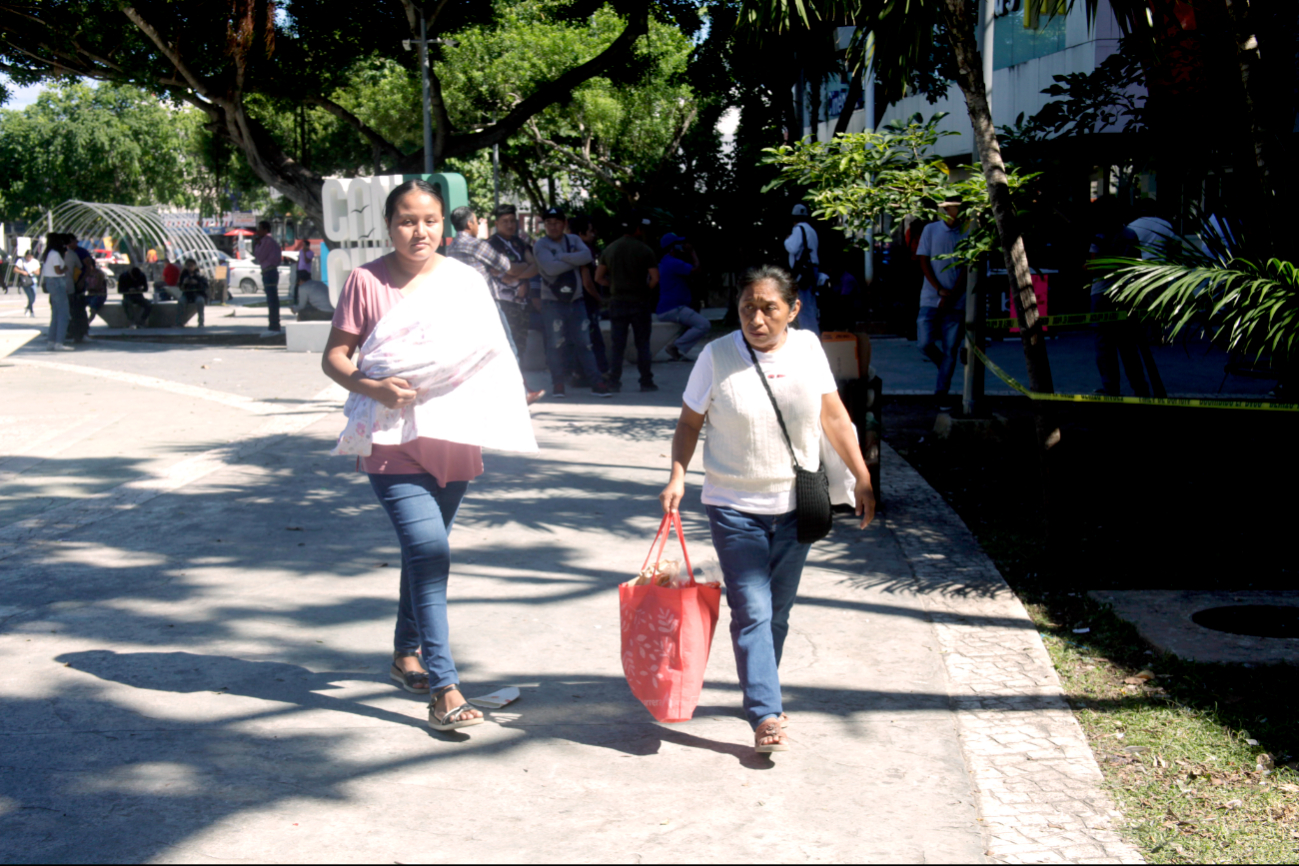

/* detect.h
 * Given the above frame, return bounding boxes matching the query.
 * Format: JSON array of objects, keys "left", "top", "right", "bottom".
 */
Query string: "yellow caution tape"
[
  {"left": 984, "top": 311, "right": 1127, "bottom": 329},
  {"left": 966, "top": 343, "right": 1299, "bottom": 412}
]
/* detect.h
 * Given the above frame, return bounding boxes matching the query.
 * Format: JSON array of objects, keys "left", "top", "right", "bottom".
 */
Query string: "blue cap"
[{"left": 660, "top": 232, "right": 685, "bottom": 250}]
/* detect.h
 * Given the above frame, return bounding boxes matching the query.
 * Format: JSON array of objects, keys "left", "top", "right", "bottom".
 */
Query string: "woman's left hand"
[{"left": 855, "top": 477, "right": 876, "bottom": 529}]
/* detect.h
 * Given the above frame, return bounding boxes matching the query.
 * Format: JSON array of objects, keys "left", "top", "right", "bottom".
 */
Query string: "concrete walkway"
[{"left": 0, "top": 335, "right": 1140, "bottom": 863}]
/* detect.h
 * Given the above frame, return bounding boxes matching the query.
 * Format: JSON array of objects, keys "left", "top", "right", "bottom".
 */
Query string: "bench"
[{"left": 95, "top": 300, "right": 196, "bottom": 329}]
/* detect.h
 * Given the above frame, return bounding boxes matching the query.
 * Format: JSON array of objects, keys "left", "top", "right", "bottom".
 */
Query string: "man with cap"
[
  {"left": 488, "top": 204, "right": 540, "bottom": 359},
  {"left": 595, "top": 211, "right": 660, "bottom": 392},
  {"left": 915, "top": 197, "right": 970, "bottom": 402},
  {"left": 533, "top": 206, "right": 612, "bottom": 398},
  {"left": 783, "top": 203, "right": 820, "bottom": 336},
  {"left": 655, "top": 233, "right": 710, "bottom": 361}
]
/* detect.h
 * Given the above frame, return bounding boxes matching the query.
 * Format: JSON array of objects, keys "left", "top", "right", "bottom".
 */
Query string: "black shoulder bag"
[{"left": 742, "top": 338, "right": 833, "bottom": 544}]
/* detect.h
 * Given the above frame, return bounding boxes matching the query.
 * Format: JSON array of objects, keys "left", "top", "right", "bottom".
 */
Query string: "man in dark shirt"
[
  {"left": 118, "top": 266, "right": 153, "bottom": 328},
  {"left": 595, "top": 212, "right": 660, "bottom": 392}
]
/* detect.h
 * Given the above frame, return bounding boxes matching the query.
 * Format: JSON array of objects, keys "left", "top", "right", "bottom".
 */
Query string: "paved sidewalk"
[{"left": 0, "top": 343, "right": 1140, "bottom": 863}]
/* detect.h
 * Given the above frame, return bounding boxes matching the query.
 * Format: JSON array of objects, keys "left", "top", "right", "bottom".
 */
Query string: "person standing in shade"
[
  {"left": 655, "top": 233, "right": 710, "bottom": 362},
  {"left": 595, "top": 212, "right": 660, "bottom": 392},
  {"left": 294, "top": 239, "right": 314, "bottom": 307},
  {"left": 42, "top": 233, "right": 72, "bottom": 351},
  {"left": 915, "top": 198, "right": 969, "bottom": 404},
  {"left": 487, "top": 204, "right": 539, "bottom": 358},
  {"left": 568, "top": 214, "right": 608, "bottom": 376},
  {"left": 447, "top": 206, "right": 544, "bottom": 405},
  {"left": 534, "top": 206, "right": 612, "bottom": 398},
  {"left": 1090, "top": 198, "right": 1157, "bottom": 397},
  {"left": 783, "top": 204, "right": 820, "bottom": 337},
  {"left": 64, "top": 235, "right": 90, "bottom": 343},
  {"left": 659, "top": 265, "right": 874, "bottom": 754},
  {"left": 253, "top": 221, "right": 283, "bottom": 337}
]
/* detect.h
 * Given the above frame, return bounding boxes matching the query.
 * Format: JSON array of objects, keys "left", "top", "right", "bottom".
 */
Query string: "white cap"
[{"left": 792, "top": 203, "right": 810, "bottom": 217}]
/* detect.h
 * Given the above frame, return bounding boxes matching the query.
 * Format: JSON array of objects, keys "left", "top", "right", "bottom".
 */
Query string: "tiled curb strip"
[{"left": 881, "top": 443, "right": 1144, "bottom": 864}]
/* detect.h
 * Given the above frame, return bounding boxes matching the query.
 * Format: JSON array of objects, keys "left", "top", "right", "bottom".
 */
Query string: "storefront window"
[{"left": 992, "top": 0, "right": 1067, "bottom": 70}]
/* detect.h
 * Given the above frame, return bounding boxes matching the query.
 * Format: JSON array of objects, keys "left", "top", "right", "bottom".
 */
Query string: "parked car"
[{"left": 227, "top": 256, "right": 295, "bottom": 296}]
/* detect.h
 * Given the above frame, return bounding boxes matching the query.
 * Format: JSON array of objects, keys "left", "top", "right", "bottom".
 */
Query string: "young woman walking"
[
  {"left": 322, "top": 179, "right": 535, "bottom": 732},
  {"left": 659, "top": 265, "right": 875, "bottom": 753}
]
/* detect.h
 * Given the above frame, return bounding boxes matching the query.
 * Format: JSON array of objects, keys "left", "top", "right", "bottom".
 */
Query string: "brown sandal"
[
  {"left": 389, "top": 650, "right": 429, "bottom": 694},
  {"left": 755, "top": 717, "right": 789, "bottom": 753}
]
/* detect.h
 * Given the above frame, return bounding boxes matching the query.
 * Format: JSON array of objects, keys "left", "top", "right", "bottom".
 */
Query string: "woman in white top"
[
  {"left": 41, "top": 233, "right": 73, "bottom": 350},
  {"left": 18, "top": 251, "right": 40, "bottom": 316},
  {"left": 660, "top": 265, "right": 874, "bottom": 754}
]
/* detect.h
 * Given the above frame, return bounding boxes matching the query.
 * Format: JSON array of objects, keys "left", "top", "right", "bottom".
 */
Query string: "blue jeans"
[
  {"left": 46, "top": 278, "right": 70, "bottom": 344},
  {"left": 22, "top": 283, "right": 36, "bottom": 312},
  {"left": 705, "top": 506, "right": 811, "bottom": 730},
  {"left": 584, "top": 293, "right": 608, "bottom": 374},
  {"left": 656, "top": 305, "right": 710, "bottom": 355},
  {"left": 541, "top": 299, "right": 601, "bottom": 390},
  {"left": 368, "top": 474, "right": 469, "bottom": 691},
  {"left": 262, "top": 269, "right": 281, "bottom": 331},
  {"left": 916, "top": 305, "right": 964, "bottom": 394}
]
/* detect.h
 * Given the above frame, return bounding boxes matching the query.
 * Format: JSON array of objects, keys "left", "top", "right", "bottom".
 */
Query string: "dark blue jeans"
[
  {"left": 705, "top": 506, "right": 811, "bottom": 730},
  {"left": 916, "top": 304, "right": 964, "bottom": 394},
  {"left": 262, "top": 269, "right": 281, "bottom": 331},
  {"left": 584, "top": 293, "right": 608, "bottom": 373},
  {"left": 368, "top": 474, "right": 469, "bottom": 691},
  {"left": 541, "top": 299, "right": 601, "bottom": 390}
]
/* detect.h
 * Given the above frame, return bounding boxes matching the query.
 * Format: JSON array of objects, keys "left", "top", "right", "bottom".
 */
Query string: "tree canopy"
[
  {"left": 0, "top": 82, "right": 195, "bottom": 220},
  {"left": 0, "top": 0, "right": 696, "bottom": 224}
]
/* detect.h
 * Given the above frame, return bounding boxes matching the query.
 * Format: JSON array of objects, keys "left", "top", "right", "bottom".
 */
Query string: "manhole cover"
[{"left": 1191, "top": 605, "right": 1299, "bottom": 638}]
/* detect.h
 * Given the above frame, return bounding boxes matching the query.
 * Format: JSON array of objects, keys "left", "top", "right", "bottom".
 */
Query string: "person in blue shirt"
[{"left": 655, "top": 233, "right": 710, "bottom": 361}]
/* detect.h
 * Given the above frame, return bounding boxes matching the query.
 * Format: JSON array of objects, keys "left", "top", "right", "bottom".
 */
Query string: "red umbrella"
[{"left": 224, "top": 228, "right": 255, "bottom": 236}]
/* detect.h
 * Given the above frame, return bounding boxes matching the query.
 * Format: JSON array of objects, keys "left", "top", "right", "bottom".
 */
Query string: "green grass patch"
[{"left": 1031, "top": 598, "right": 1299, "bottom": 864}]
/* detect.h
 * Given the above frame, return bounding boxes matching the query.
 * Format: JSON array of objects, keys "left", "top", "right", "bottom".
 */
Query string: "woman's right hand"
[
  {"left": 659, "top": 475, "right": 686, "bottom": 514},
  {"left": 368, "top": 376, "right": 417, "bottom": 409}
]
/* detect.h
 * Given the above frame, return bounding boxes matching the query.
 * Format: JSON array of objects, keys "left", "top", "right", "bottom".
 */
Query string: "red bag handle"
[{"left": 641, "top": 512, "right": 695, "bottom": 586}]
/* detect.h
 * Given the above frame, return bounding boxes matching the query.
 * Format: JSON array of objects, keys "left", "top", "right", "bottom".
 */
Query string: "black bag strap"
[{"left": 741, "top": 337, "right": 803, "bottom": 473}]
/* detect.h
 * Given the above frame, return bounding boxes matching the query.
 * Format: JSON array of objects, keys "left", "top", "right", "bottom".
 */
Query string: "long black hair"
[{"left": 383, "top": 179, "right": 446, "bottom": 224}]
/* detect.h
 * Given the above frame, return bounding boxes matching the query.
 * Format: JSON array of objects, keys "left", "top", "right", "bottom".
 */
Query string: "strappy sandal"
[
  {"left": 389, "top": 650, "right": 429, "bottom": 694},
  {"left": 755, "top": 717, "right": 790, "bottom": 753},
  {"left": 428, "top": 684, "right": 485, "bottom": 732}
]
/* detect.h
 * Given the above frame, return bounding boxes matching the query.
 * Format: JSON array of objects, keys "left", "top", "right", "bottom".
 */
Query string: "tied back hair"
[
  {"left": 739, "top": 264, "right": 798, "bottom": 308},
  {"left": 385, "top": 179, "right": 446, "bottom": 224}
]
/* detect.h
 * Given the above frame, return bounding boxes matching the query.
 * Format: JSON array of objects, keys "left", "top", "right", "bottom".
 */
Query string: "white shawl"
[{"left": 331, "top": 258, "right": 538, "bottom": 456}]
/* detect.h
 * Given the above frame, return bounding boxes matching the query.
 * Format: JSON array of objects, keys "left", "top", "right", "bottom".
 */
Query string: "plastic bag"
[{"left": 619, "top": 513, "right": 721, "bottom": 722}]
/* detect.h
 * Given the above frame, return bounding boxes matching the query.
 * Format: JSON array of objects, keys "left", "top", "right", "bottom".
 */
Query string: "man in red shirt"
[{"left": 161, "top": 258, "right": 181, "bottom": 287}]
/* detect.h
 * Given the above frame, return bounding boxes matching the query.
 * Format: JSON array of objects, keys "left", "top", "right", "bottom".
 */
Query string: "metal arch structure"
[{"left": 39, "top": 201, "right": 223, "bottom": 277}]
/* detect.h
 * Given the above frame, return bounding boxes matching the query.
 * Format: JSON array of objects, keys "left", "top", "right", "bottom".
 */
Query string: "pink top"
[{"left": 331, "top": 257, "right": 484, "bottom": 485}]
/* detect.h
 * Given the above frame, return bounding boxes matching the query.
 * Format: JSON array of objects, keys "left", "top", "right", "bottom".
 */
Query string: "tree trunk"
[
  {"left": 939, "top": 0, "right": 1058, "bottom": 409},
  {"left": 939, "top": 0, "right": 1061, "bottom": 527}
]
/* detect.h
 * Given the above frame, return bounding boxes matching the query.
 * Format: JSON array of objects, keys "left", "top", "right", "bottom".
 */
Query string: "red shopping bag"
[{"left": 619, "top": 512, "right": 721, "bottom": 723}]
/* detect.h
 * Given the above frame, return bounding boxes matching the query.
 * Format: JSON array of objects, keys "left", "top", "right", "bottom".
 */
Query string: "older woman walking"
[
  {"left": 660, "top": 265, "right": 874, "bottom": 753},
  {"left": 322, "top": 179, "right": 535, "bottom": 732}
]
